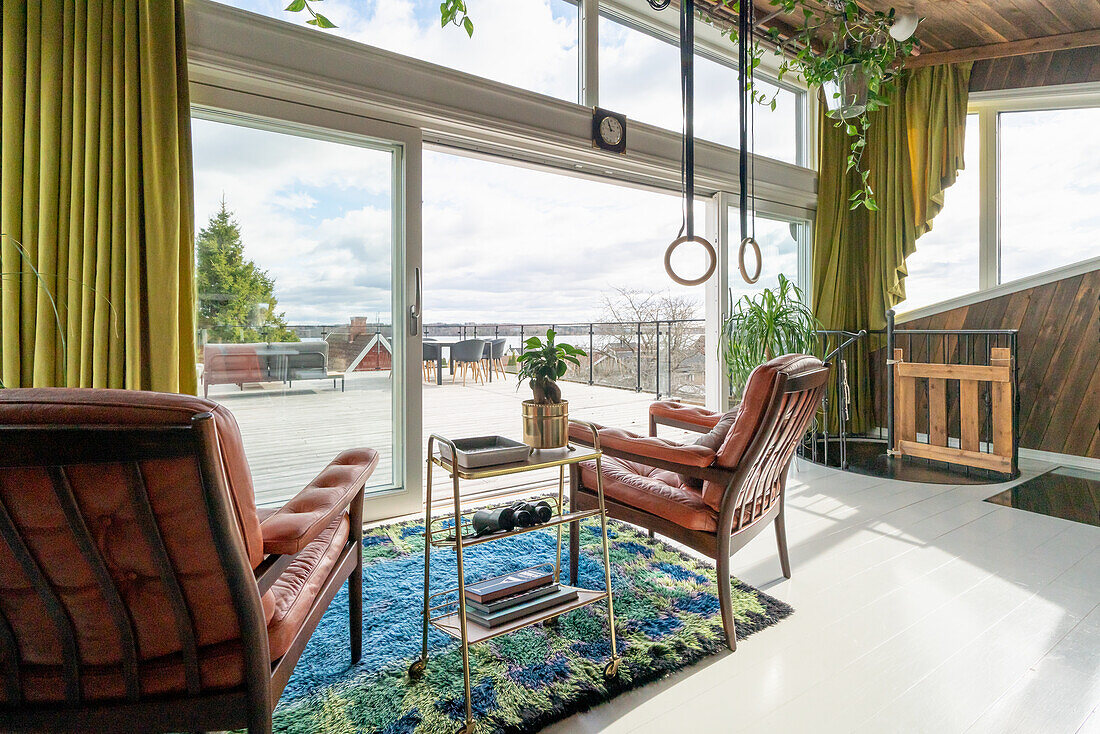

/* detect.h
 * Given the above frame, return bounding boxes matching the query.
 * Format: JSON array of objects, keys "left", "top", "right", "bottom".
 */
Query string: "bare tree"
[{"left": 595, "top": 287, "right": 704, "bottom": 398}]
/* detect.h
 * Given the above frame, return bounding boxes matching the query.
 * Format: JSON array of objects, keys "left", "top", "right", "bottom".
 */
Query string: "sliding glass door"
[{"left": 189, "top": 90, "right": 423, "bottom": 520}]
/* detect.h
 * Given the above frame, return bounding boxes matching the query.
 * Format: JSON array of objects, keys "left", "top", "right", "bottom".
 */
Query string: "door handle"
[{"left": 409, "top": 267, "right": 422, "bottom": 336}]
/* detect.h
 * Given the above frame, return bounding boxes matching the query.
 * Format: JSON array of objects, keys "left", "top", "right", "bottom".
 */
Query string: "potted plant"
[
  {"left": 721, "top": 274, "right": 819, "bottom": 398},
  {"left": 720, "top": 1, "right": 920, "bottom": 210},
  {"left": 516, "top": 329, "right": 586, "bottom": 449}
]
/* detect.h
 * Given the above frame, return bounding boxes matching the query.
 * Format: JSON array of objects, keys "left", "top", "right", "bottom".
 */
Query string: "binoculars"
[{"left": 472, "top": 500, "right": 554, "bottom": 536}]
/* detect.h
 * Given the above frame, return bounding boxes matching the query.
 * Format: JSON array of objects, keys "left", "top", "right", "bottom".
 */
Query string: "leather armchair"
[
  {"left": 0, "top": 388, "right": 378, "bottom": 733},
  {"left": 568, "top": 355, "right": 829, "bottom": 651}
]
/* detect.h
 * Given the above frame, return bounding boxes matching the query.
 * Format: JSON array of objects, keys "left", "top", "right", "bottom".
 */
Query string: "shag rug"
[{"left": 269, "top": 515, "right": 793, "bottom": 734}]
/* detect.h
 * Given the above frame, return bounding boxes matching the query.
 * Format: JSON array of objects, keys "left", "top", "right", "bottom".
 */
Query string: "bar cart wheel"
[
  {"left": 603, "top": 657, "right": 621, "bottom": 679},
  {"left": 455, "top": 724, "right": 474, "bottom": 734},
  {"left": 408, "top": 658, "right": 427, "bottom": 680}
]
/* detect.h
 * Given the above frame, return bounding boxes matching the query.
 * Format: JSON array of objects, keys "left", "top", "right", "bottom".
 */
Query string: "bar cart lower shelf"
[{"left": 409, "top": 422, "right": 620, "bottom": 734}]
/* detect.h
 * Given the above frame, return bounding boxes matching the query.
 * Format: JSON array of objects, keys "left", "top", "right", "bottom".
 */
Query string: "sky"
[{"left": 198, "top": 0, "right": 1099, "bottom": 324}]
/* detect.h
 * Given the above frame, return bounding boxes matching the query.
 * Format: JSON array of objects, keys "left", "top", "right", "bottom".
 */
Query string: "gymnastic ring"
[
  {"left": 664, "top": 235, "right": 717, "bottom": 287},
  {"left": 738, "top": 236, "right": 762, "bottom": 284}
]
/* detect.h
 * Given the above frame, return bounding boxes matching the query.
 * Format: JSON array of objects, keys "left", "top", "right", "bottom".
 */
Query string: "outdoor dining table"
[{"left": 425, "top": 339, "right": 496, "bottom": 386}]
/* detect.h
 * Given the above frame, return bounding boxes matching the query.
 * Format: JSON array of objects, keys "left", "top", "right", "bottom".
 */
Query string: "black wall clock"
[{"left": 592, "top": 108, "right": 627, "bottom": 154}]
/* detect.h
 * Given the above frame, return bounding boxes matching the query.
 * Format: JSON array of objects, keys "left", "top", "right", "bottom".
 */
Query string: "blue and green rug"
[{"left": 271, "top": 515, "right": 792, "bottom": 733}]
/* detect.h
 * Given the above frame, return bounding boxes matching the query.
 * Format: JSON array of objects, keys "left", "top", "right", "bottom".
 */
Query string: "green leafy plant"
[
  {"left": 283, "top": 0, "right": 336, "bottom": 29},
  {"left": 516, "top": 328, "right": 586, "bottom": 405},
  {"left": 0, "top": 234, "right": 119, "bottom": 388},
  {"left": 721, "top": 274, "right": 818, "bottom": 396},
  {"left": 711, "top": 1, "right": 918, "bottom": 210},
  {"left": 285, "top": 0, "right": 474, "bottom": 36}
]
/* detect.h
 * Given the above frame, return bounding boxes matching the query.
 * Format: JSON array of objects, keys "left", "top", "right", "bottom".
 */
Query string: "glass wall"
[
  {"left": 1000, "top": 107, "right": 1100, "bottom": 284},
  {"left": 896, "top": 114, "right": 980, "bottom": 313},
  {"left": 214, "top": 0, "right": 580, "bottom": 102},
  {"left": 421, "top": 149, "right": 707, "bottom": 400},
  {"left": 598, "top": 15, "right": 801, "bottom": 164},
  {"left": 192, "top": 116, "right": 398, "bottom": 505},
  {"left": 726, "top": 207, "right": 804, "bottom": 304}
]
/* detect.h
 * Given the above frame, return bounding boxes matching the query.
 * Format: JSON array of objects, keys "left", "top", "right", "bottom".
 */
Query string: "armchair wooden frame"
[
  {"left": 569, "top": 363, "right": 829, "bottom": 651},
  {"left": 0, "top": 414, "right": 365, "bottom": 734}
]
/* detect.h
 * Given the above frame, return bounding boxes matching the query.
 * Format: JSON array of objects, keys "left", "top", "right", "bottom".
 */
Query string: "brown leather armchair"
[
  {"left": 0, "top": 389, "right": 378, "bottom": 733},
  {"left": 569, "top": 355, "right": 828, "bottom": 651}
]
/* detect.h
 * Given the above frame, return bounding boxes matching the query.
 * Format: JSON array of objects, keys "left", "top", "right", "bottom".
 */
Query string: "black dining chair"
[
  {"left": 450, "top": 339, "right": 487, "bottom": 385},
  {"left": 423, "top": 342, "right": 442, "bottom": 383},
  {"left": 487, "top": 338, "right": 508, "bottom": 380}
]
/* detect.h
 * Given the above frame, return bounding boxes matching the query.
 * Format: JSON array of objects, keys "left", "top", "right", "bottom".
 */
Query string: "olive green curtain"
[
  {"left": 1, "top": 1, "right": 196, "bottom": 393},
  {"left": 811, "top": 62, "right": 971, "bottom": 431}
]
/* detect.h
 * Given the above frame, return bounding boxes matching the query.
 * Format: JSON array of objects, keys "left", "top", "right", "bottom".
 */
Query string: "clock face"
[{"left": 599, "top": 116, "right": 623, "bottom": 146}]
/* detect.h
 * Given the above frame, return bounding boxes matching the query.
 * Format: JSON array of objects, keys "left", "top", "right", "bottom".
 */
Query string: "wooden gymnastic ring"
[
  {"left": 664, "top": 235, "right": 717, "bottom": 287},
  {"left": 738, "top": 236, "right": 762, "bottom": 284}
]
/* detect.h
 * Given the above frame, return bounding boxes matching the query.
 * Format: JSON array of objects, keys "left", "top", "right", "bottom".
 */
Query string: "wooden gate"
[{"left": 891, "top": 346, "right": 1016, "bottom": 475}]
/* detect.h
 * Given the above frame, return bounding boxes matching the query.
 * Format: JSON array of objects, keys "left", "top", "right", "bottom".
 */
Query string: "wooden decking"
[{"left": 209, "top": 372, "right": 686, "bottom": 507}]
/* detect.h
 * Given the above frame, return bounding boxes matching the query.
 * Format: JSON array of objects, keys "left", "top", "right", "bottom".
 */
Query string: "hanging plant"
[
  {"left": 285, "top": 0, "right": 475, "bottom": 36},
  {"left": 710, "top": 1, "right": 919, "bottom": 211}
]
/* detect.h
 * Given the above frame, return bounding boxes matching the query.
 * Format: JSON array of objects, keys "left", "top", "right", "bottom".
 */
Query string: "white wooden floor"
[
  {"left": 544, "top": 457, "right": 1100, "bottom": 734},
  {"left": 212, "top": 376, "right": 1099, "bottom": 733}
]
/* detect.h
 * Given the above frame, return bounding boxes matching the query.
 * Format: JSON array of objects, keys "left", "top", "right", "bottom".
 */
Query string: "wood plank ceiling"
[
  {"left": 697, "top": 1, "right": 1100, "bottom": 54},
  {"left": 695, "top": 1, "right": 1100, "bottom": 90}
]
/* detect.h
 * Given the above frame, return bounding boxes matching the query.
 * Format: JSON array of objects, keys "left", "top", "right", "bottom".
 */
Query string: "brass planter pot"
[{"left": 521, "top": 400, "right": 569, "bottom": 449}]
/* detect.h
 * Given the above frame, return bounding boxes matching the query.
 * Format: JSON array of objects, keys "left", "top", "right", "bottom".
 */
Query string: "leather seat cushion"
[
  {"left": 577, "top": 458, "right": 717, "bottom": 532},
  {"left": 266, "top": 513, "right": 350, "bottom": 661}
]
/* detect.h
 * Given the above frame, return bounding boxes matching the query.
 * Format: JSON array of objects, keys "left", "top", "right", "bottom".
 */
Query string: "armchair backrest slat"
[
  {"left": 716, "top": 356, "right": 829, "bottom": 533},
  {"left": 0, "top": 390, "right": 270, "bottom": 718}
]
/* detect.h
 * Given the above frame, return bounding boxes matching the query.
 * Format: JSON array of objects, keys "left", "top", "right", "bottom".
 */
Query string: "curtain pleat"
[
  {"left": 811, "top": 62, "right": 972, "bottom": 431},
  {"left": 0, "top": 0, "right": 196, "bottom": 393}
]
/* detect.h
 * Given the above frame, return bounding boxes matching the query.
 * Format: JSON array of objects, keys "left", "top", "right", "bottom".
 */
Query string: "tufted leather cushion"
[
  {"left": 0, "top": 389, "right": 268, "bottom": 703},
  {"left": 0, "top": 388, "right": 265, "bottom": 568},
  {"left": 266, "top": 514, "right": 350, "bottom": 661},
  {"left": 261, "top": 449, "right": 378, "bottom": 555},
  {"left": 567, "top": 423, "right": 716, "bottom": 468},
  {"left": 701, "top": 355, "right": 825, "bottom": 510},
  {"left": 577, "top": 458, "right": 717, "bottom": 532},
  {"left": 677, "top": 409, "right": 739, "bottom": 489}
]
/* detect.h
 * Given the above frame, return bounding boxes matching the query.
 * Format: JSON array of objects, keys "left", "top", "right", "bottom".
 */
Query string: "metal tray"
[{"left": 438, "top": 436, "right": 532, "bottom": 469}]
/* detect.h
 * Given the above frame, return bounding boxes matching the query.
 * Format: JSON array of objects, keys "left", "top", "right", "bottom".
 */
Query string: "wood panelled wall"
[
  {"left": 899, "top": 268, "right": 1100, "bottom": 460},
  {"left": 970, "top": 47, "right": 1100, "bottom": 91}
]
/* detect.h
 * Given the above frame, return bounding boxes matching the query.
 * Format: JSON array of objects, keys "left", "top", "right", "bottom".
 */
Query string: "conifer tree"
[{"left": 196, "top": 197, "right": 297, "bottom": 343}]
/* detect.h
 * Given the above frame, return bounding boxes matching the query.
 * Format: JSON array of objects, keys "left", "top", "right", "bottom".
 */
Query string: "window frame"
[
  {"left": 897, "top": 82, "right": 1100, "bottom": 322},
  {"left": 595, "top": 0, "right": 811, "bottom": 167}
]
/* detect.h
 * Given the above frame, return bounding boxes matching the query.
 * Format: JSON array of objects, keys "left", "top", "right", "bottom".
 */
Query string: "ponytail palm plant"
[
  {"left": 516, "top": 329, "right": 586, "bottom": 405},
  {"left": 722, "top": 274, "right": 818, "bottom": 396}
]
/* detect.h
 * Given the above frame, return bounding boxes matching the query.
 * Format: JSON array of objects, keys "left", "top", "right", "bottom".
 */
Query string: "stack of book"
[{"left": 463, "top": 568, "right": 578, "bottom": 629}]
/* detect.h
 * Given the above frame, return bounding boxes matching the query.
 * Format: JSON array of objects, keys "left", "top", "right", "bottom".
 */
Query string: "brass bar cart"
[{"left": 409, "top": 420, "right": 620, "bottom": 734}]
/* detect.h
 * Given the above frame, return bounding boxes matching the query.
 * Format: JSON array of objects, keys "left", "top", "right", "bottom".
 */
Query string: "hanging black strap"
[
  {"left": 738, "top": 0, "right": 750, "bottom": 242},
  {"left": 681, "top": 0, "right": 695, "bottom": 238}
]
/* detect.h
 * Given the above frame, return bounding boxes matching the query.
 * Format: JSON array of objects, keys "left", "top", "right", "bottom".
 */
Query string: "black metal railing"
[
  {"left": 801, "top": 329, "right": 869, "bottom": 469},
  {"left": 200, "top": 319, "right": 708, "bottom": 403},
  {"left": 423, "top": 319, "right": 707, "bottom": 403}
]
